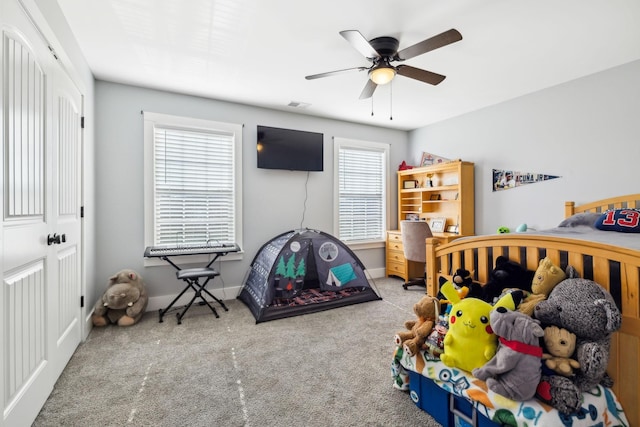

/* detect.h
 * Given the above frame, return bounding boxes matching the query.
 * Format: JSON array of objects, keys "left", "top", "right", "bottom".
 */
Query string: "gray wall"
[
  {"left": 97, "top": 59, "right": 640, "bottom": 308},
  {"left": 409, "top": 59, "right": 640, "bottom": 235},
  {"left": 29, "top": 0, "right": 640, "bottom": 328},
  {"left": 95, "top": 81, "right": 408, "bottom": 306}
]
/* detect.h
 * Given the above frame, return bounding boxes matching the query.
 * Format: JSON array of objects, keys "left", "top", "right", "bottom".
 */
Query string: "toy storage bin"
[
  {"left": 411, "top": 374, "right": 499, "bottom": 427},
  {"left": 408, "top": 371, "right": 449, "bottom": 424}
]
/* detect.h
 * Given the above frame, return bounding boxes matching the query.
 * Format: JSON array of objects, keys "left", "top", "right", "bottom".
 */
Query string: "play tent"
[{"left": 238, "top": 229, "right": 381, "bottom": 323}]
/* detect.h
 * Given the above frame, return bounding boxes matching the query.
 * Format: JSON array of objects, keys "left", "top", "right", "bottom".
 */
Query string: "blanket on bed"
[{"left": 391, "top": 347, "right": 630, "bottom": 426}]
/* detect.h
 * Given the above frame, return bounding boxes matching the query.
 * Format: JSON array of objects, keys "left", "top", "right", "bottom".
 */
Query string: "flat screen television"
[{"left": 257, "top": 125, "right": 323, "bottom": 171}]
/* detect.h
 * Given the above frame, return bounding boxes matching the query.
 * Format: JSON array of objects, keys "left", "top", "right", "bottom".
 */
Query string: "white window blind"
[
  {"left": 153, "top": 125, "right": 235, "bottom": 246},
  {"left": 337, "top": 143, "right": 387, "bottom": 242}
]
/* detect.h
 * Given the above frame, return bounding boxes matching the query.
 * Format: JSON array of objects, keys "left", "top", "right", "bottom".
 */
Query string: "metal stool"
[{"left": 158, "top": 267, "right": 229, "bottom": 324}]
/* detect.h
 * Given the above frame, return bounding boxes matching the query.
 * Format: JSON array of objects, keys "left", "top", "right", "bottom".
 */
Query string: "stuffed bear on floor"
[
  {"left": 92, "top": 269, "right": 148, "bottom": 327},
  {"left": 534, "top": 276, "right": 621, "bottom": 414}
]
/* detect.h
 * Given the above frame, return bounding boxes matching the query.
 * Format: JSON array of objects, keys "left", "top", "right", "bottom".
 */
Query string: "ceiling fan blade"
[
  {"left": 305, "top": 66, "right": 368, "bottom": 80},
  {"left": 359, "top": 79, "right": 377, "bottom": 99},
  {"left": 396, "top": 29, "right": 462, "bottom": 60},
  {"left": 396, "top": 65, "right": 446, "bottom": 85},
  {"left": 340, "top": 30, "right": 379, "bottom": 59}
]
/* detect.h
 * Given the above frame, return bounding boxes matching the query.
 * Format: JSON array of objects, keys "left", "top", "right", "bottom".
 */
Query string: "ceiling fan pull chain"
[
  {"left": 371, "top": 96, "right": 374, "bottom": 116},
  {"left": 389, "top": 81, "right": 393, "bottom": 121}
]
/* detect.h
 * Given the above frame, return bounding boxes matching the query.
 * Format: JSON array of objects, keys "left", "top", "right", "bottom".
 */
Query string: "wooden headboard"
[{"left": 565, "top": 193, "right": 640, "bottom": 217}]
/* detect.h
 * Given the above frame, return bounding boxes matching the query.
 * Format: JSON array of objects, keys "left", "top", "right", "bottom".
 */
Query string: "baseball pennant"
[{"left": 493, "top": 169, "right": 560, "bottom": 192}]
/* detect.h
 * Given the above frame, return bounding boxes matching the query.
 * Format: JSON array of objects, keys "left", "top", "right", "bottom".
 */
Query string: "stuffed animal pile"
[
  {"left": 534, "top": 276, "right": 621, "bottom": 414},
  {"left": 393, "top": 255, "right": 622, "bottom": 416},
  {"left": 92, "top": 269, "right": 148, "bottom": 327}
]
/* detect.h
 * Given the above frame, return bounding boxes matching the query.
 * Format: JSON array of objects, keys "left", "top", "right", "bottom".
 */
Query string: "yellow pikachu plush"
[{"left": 440, "top": 280, "right": 524, "bottom": 373}]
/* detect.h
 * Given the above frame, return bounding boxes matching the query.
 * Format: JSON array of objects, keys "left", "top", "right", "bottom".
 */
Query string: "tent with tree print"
[{"left": 238, "top": 229, "right": 381, "bottom": 323}]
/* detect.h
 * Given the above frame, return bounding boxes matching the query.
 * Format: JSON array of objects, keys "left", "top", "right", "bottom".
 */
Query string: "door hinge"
[
  {"left": 48, "top": 45, "right": 58, "bottom": 60},
  {"left": 81, "top": 206, "right": 84, "bottom": 218},
  {"left": 81, "top": 116, "right": 85, "bottom": 128},
  {"left": 81, "top": 295, "right": 85, "bottom": 308}
]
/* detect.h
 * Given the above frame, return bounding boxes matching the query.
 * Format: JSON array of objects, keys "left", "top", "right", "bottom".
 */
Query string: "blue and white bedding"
[{"left": 392, "top": 347, "right": 630, "bottom": 427}]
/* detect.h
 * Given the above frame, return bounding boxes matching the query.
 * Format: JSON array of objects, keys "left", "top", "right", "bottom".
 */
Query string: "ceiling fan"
[{"left": 305, "top": 28, "right": 462, "bottom": 99}]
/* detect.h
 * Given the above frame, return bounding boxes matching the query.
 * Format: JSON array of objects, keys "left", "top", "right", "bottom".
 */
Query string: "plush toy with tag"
[{"left": 439, "top": 280, "right": 525, "bottom": 373}]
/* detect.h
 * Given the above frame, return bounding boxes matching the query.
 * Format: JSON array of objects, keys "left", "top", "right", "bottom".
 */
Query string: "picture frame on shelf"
[
  {"left": 429, "top": 194, "right": 441, "bottom": 201},
  {"left": 405, "top": 213, "right": 420, "bottom": 221},
  {"left": 429, "top": 217, "right": 446, "bottom": 233},
  {"left": 403, "top": 180, "right": 419, "bottom": 189},
  {"left": 446, "top": 224, "right": 459, "bottom": 234}
]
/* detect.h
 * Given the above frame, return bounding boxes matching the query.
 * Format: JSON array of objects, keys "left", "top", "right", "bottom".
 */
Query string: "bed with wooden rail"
[{"left": 422, "top": 193, "right": 640, "bottom": 425}]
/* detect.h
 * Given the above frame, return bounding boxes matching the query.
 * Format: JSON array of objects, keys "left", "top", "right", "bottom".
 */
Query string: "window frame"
[
  {"left": 143, "top": 112, "right": 243, "bottom": 266},
  {"left": 333, "top": 137, "right": 390, "bottom": 249}
]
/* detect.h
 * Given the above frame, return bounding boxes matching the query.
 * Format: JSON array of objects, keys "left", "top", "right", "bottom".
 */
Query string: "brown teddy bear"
[
  {"left": 542, "top": 325, "right": 580, "bottom": 377},
  {"left": 394, "top": 294, "right": 439, "bottom": 357},
  {"left": 92, "top": 269, "right": 148, "bottom": 327},
  {"left": 518, "top": 257, "right": 567, "bottom": 316}
]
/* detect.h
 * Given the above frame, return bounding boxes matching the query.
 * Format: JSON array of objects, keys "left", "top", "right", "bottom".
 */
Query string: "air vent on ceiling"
[{"left": 288, "top": 101, "right": 311, "bottom": 109}]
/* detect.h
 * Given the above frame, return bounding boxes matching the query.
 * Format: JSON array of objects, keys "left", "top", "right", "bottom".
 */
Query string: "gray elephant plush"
[
  {"left": 534, "top": 275, "right": 621, "bottom": 414},
  {"left": 92, "top": 269, "right": 148, "bottom": 327}
]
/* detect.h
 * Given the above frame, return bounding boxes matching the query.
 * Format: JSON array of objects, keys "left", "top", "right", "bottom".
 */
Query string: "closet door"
[
  {"left": 1, "top": 0, "right": 82, "bottom": 424},
  {"left": 50, "top": 61, "right": 83, "bottom": 379}
]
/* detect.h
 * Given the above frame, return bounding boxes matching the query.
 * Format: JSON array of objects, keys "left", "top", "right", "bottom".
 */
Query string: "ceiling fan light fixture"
[{"left": 370, "top": 66, "right": 396, "bottom": 85}]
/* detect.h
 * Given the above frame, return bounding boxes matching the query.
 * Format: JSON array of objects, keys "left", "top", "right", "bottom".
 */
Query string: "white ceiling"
[{"left": 56, "top": 0, "right": 640, "bottom": 131}]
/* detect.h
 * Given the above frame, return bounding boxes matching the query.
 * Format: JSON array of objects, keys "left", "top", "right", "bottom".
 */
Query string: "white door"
[
  {"left": 49, "top": 50, "right": 83, "bottom": 382},
  {"left": 1, "top": 0, "right": 83, "bottom": 425}
]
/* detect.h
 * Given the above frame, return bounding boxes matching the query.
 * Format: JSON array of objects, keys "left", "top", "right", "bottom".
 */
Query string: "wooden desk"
[{"left": 385, "top": 230, "right": 461, "bottom": 280}]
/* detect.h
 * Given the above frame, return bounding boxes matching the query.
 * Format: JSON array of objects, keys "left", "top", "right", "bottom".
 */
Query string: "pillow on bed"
[
  {"left": 557, "top": 212, "right": 601, "bottom": 228},
  {"left": 594, "top": 209, "right": 640, "bottom": 233}
]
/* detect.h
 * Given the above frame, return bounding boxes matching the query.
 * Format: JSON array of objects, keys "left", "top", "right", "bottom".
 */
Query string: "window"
[
  {"left": 334, "top": 137, "right": 389, "bottom": 245},
  {"left": 143, "top": 112, "right": 242, "bottom": 260}
]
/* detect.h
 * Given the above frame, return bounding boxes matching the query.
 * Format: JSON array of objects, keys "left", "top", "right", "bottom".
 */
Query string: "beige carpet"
[{"left": 33, "top": 277, "right": 441, "bottom": 427}]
